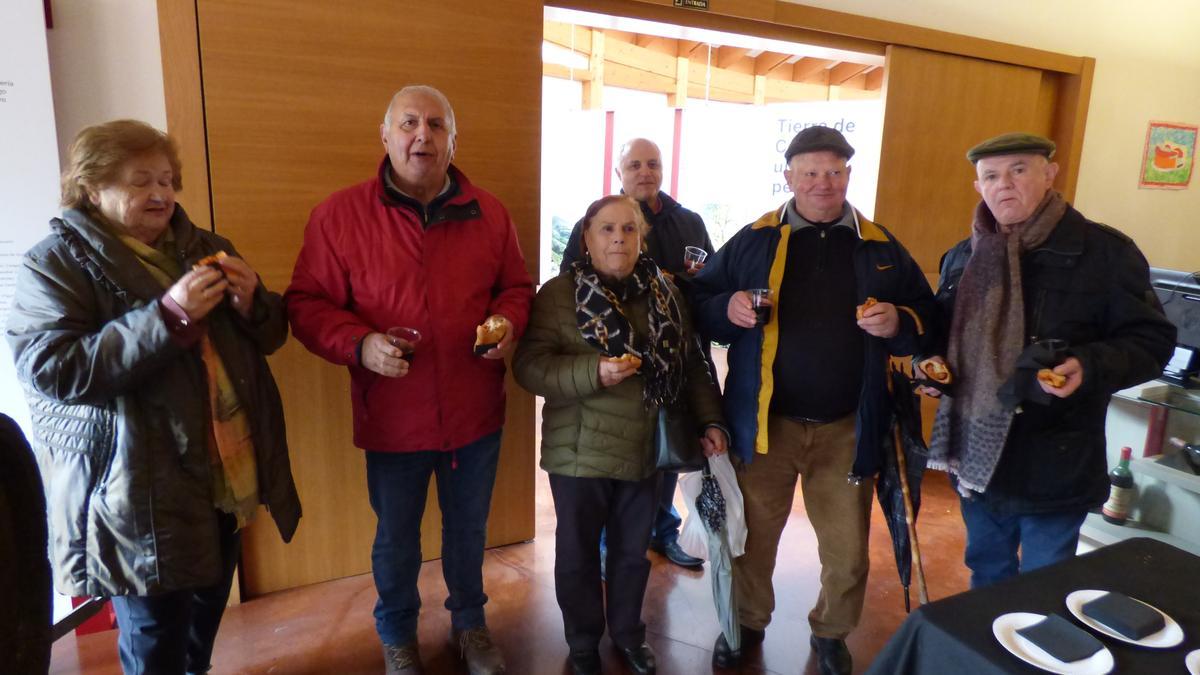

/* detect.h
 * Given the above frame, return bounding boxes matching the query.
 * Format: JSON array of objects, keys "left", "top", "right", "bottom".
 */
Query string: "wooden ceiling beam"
[
  {"left": 866, "top": 66, "right": 885, "bottom": 91},
  {"left": 754, "top": 51, "right": 792, "bottom": 76},
  {"left": 793, "top": 57, "right": 835, "bottom": 82},
  {"left": 717, "top": 46, "right": 750, "bottom": 69},
  {"left": 829, "top": 61, "right": 873, "bottom": 85},
  {"left": 543, "top": 20, "right": 592, "bottom": 54}
]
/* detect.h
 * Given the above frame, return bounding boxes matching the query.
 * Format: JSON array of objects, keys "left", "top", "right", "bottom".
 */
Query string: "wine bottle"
[{"left": 1101, "top": 446, "right": 1134, "bottom": 525}]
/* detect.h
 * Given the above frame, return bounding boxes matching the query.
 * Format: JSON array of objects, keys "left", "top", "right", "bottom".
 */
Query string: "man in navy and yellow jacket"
[{"left": 691, "top": 127, "right": 934, "bottom": 675}]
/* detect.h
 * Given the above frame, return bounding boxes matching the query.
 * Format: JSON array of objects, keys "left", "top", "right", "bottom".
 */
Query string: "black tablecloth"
[{"left": 867, "top": 538, "right": 1200, "bottom": 674}]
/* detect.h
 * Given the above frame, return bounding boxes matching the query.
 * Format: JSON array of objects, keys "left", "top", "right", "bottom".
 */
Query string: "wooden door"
[
  {"left": 166, "top": 0, "right": 543, "bottom": 596},
  {"left": 874, "top": 45, "right": 1056, "bottom": 272}
]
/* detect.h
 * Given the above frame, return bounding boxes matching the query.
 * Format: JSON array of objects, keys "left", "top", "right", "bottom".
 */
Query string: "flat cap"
[
  {"left": 785, "top": 126, "right": 855, "bottom": 162},
  {"left": 967, "top": 132, "right": 1056, "bottom": 163}
]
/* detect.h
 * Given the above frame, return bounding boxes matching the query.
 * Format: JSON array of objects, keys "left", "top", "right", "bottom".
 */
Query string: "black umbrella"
[{"left": 875, "top": 364, "right": 930, "bottom": 612}]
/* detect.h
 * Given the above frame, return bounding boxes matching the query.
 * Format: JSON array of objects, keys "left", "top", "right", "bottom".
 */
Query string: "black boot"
[
  {"left": 616, "top": 642, "right": 656, "bottom": 675},
  {"left": 711, "top": 626, "right": 765, "bottom": 668},
  {"left": 567, "top": 649, "right": 600, "bottom": 675},
  {"left": 810, "top": 635, "right": 852, "bottom": 675}
]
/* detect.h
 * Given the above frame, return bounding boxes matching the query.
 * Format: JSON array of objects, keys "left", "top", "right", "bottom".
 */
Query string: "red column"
[
  {"left": 602, "top": 110, "right": 615, "bottom": 195},
  {"left": 671, "top": 107, "right": 683, "bottom": 198}
]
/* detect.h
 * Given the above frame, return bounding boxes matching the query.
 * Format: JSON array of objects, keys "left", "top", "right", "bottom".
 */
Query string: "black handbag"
[{"left": 655, "top": 402, "right": 706, "bottom": 473}]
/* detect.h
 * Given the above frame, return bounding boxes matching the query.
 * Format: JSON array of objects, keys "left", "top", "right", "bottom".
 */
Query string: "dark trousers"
[
  {"left": 365, "top": 430, "right": 501, "bottom": 646},
  {"left": 960, "top": 497, "right": 1088, "bottom": 588},
  {"left": 111, "top": 512, "right": 240, "bottom": 675},
  {"left": 599, "top": 470, "right": 682, "bottom": 555},
  {"left": 549, "top": 472, "right": 659, "bottom": 652}
]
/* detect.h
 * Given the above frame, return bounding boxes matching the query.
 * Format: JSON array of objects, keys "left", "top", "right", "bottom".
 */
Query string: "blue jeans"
[
  {"left": 599, "top": 470, "right": 682, "bottom": 556},
  {"left": 365, "top": 430, "right": 501, "bottom": 646},
  {"left": 959, "top": 497, "right": 1088, "bottom": 588},
  {"left": 111, "top": 512, "right": 240, "bottom": 675}
]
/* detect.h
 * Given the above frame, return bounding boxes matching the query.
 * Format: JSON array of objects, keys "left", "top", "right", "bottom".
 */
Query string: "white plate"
[
  {"left": 992, "top": 612, "right": 1113, "bottom": 675},
  {"left": 1065, "top": 590, "right": 1184, "bottom": 648},
  {"left": 1186, "top": 648, "right": 1200, "bottom": 675}
]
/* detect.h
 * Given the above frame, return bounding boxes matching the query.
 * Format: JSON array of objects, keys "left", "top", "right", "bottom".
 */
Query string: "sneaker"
[
  {"left": 382, "top": 642, "right": 422, "bottom": 675},
  {"left": 450, "top": 626, "right": 506, "bottom": 674}
]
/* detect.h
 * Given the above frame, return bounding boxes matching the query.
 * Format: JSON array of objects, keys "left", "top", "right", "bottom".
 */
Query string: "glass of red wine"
[{"left": 386, "top": 326, "right": 422, "bottom": 365}]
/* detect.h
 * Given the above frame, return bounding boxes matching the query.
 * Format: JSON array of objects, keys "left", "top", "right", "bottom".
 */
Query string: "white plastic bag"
[
  {"left": 710, "top": 453, "right": 746, "bottom": 557},
  {"left": 676, "top": 453, "right": 747, "bottom": 559},
  {"left": 677, "top": 470, "right": 710, "bottom": 560}
]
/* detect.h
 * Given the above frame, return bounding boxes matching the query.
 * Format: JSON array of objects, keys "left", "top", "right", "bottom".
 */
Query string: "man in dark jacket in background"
[
  {"left": 691, "top": 127, "right": 935, "bottom": 675},
  {"left": 922, "top": 132, "right": 1175, "bottom": 589},
  {"left": 561, "top": 138, "right": 713, "bottom": 570}
]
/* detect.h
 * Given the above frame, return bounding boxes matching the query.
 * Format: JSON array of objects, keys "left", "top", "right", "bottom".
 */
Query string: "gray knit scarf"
[{"left": 928, "top": 191, "right": 1067, "bottom": 494}]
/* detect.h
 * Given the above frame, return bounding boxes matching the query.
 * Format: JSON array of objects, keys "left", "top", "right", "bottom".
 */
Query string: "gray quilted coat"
[
  {"left": 514, "top": 273, "right": 724, "bottom": 481},
  {"left": 5, "top": 206, "right": 301, "bottom": 597}
]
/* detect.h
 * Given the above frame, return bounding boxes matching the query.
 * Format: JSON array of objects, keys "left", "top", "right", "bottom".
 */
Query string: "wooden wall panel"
[
  {"left": 192, "top": 0, "right": 542, "bottom": 596},
  {"left": 874, "top": 45, "right": 1051, "bottom": 273},
  {"left": 156, "top": 0, "right": 211, "bottom": 232}
]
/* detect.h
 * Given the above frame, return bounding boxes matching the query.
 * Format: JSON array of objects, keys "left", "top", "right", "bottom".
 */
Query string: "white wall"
[
  {"left": 789, "top": 0, "right": 1200, "bottom": 272},
  {"left": 46, "top": 0, "right": 166, "bottom": 165}
]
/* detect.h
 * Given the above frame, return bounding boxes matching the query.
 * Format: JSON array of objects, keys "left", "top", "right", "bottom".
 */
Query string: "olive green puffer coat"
[{"left": 514, "top": 273, "right": 724, "bottom": 481}]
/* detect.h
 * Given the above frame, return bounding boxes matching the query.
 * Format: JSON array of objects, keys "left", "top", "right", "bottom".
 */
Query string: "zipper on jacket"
[
  {"left": 1029, "top": 288, "right": 1047, "bottom": 342},
  {"left": 817, "top": 229, "right": 827, "bottom": 273}
]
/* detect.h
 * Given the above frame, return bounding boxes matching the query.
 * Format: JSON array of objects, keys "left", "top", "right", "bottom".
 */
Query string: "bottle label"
[{"left": 1102, "top": 486, "right": 1134, "bottom": 520}]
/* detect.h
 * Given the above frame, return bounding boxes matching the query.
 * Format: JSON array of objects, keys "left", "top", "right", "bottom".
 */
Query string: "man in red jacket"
[{"left": 286, "top": 85, "right": 533, "bottom": 675}]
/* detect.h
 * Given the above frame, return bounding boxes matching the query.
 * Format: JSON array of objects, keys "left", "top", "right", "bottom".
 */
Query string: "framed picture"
[{"left": 1139, "top": 121, "right": 1197, "bottom": 189}]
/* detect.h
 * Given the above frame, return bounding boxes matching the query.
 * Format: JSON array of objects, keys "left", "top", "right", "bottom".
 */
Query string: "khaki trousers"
[{"left": 733, "top": 413, "right": 874, "bottom": 638}]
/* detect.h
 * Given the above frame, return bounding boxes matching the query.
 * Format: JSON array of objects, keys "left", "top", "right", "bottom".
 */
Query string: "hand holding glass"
[
  {"left": 749, "top": 288, "right": 772, "bottom": 326},
  {"left": 683, "top": 246, "right": 708, "bottom": 273},
  {"left": 386, "top": 327, "right": 422, "bottom": 364}
]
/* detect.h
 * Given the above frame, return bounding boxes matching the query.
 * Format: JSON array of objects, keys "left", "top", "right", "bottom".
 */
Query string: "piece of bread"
[
  {"left": 608, "top": 353, "right": 643, "bottom": 370},
  {"left": 856, "top": 296, "right": 878, "bottom": 320},
  {"left": 919, "top": 359, "right": 953, "bottom": 384},
  {"left": 192, "top": 250, "right": 228, "bottom": 272},
  {"left": 473, "top": 316, "right": 508, "bottom": 355},
  {"left": 1037, "top": 369, "right": 1067, "bottom": 388}
]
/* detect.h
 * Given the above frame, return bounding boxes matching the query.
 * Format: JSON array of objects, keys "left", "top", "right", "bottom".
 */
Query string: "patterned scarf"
[
  {"left": 113, "top": 226, "right": 260, "bottom": 528},
  {"left": 928, "top": 191, "right": 1067, "bottom": 495},
  {"left": 573, "top": 254, "right": 685, "bottom": 406}
]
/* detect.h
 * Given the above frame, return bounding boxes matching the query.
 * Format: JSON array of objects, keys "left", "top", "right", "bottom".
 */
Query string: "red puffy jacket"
[{"left": 286, "top": 160, "right": 533, "bottom": 452}]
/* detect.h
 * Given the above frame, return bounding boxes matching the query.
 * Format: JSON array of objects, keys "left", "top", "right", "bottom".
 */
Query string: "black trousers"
[{"left": 548, "top": 472, "right": 659, "bottom": 652}]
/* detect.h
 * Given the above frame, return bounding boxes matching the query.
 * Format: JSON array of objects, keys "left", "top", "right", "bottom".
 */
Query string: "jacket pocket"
[{"left": 1018, "top": 429, "right": 1104, "bottom": 501}]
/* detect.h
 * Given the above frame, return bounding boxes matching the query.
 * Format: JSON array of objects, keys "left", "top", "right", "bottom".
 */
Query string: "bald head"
[{"left": 616, "top": 138, "right": 663, "bottom": 208}]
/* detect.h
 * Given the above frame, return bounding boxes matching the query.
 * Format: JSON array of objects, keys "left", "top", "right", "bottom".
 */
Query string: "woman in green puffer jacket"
[{"left": 514, "top": 195, "right": 726, "bottom": 675}]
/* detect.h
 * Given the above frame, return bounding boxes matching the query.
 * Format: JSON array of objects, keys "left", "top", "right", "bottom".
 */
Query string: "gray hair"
[{"left": 383, "top": 85, "right": 457, "bottom": 141}]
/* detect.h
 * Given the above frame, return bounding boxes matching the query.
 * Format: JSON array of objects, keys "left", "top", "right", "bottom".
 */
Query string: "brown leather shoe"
[
  {"left": 451, "top": 626, "right": 506, "bottom": 674},
  {"left": 382, "top": 642, "right": 422, "bottom": 675}
]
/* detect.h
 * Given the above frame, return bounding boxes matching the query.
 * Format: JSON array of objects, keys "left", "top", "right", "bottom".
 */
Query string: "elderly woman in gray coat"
[
  {"left": 514, "top": 195, "right": 727, "bottom": 675},
  {"left": 6, "top": 119, "right": 300, "bottom": 674}
]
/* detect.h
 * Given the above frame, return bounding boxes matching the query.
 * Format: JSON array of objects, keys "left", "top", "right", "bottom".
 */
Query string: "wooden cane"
[{"left": 894, "top": 422, "right": 929, "bottom": 606}]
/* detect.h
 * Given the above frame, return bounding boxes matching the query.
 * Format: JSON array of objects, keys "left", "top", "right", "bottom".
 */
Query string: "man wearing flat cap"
[
  {"left": 921, "top": 132, "right": 1174, "bottom": 588},
  {"left": 691, "top": 126, "right": 935, "bottom": 674}
]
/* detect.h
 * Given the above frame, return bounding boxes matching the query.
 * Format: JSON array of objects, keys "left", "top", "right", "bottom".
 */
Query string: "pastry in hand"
[
  {"left": 1037, "top": 368, "right": 1067, "bottom": 388},
  {"left": 474, "top": 315, "right": 508, "bottom": 355},
  {"left": 919, "top": 358, "right": 953, "bottom": 385},
  {"left": 607, "top": 353, "right": 643, "bottom": 371},
  {"left": 856, "top": 296, "right": 878, "bottom": 321},
  {"left": 192, "top": 250, "right": 228, "bottom": 276}
]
